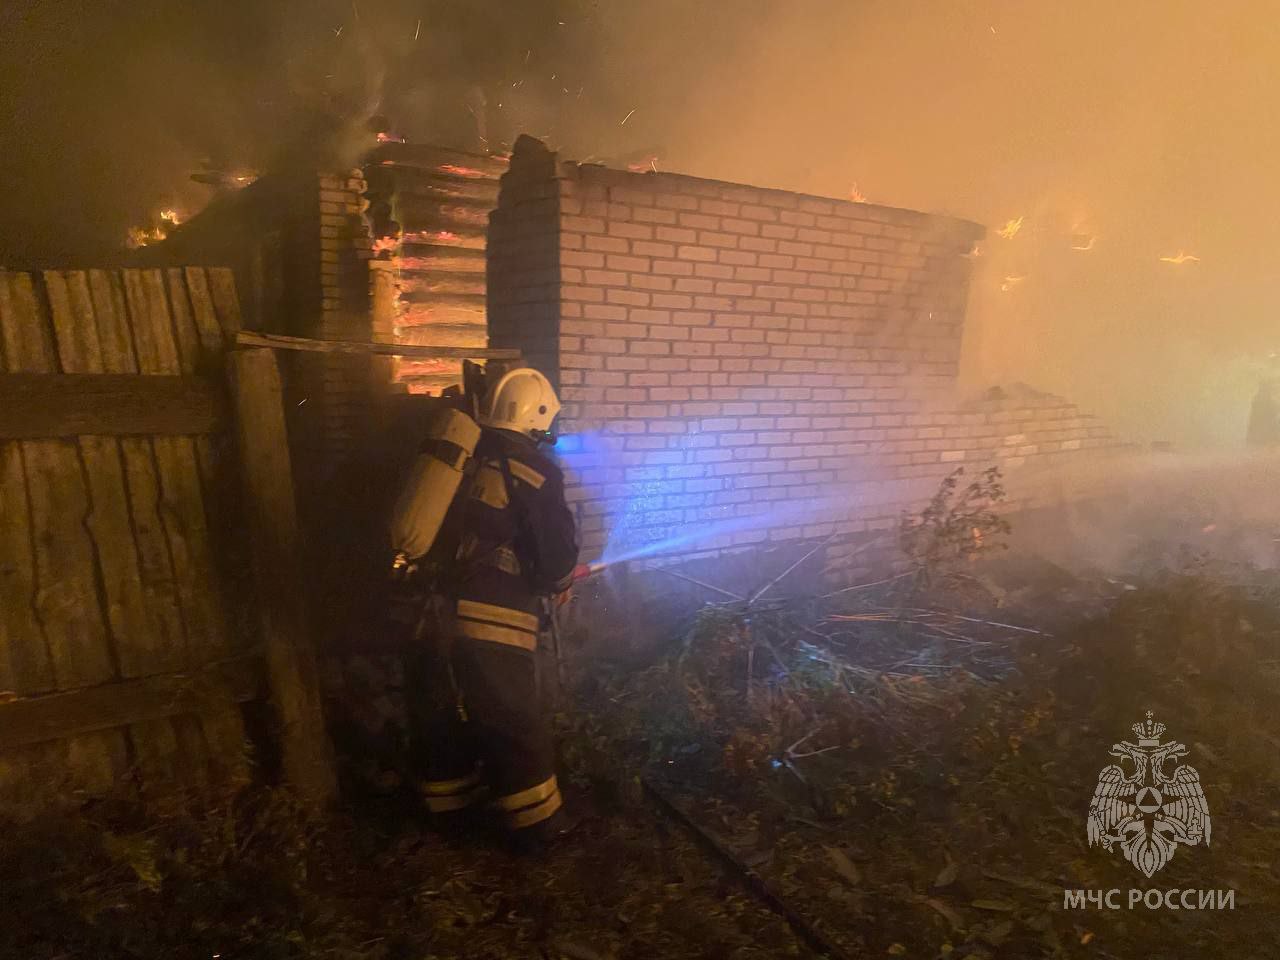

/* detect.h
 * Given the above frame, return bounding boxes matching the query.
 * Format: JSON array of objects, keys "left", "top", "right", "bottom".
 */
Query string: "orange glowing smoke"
[
  {"left": 1159, "top": 250, "right": 1200, "bottom": 264},
  {"left": 996, "top": 216, "right": 1024, "bottom": 240}
]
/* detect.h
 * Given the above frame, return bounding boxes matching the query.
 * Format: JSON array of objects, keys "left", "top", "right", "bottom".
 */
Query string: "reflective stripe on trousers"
[
  {"left": 456, "top": 599, "right": 539, "bottom": 652},
  {"left": 493, "top": 774, "right": 562, "bottom": 829},
  {"left": 420, "top": 768, "right": 486, "bottom": 813}
]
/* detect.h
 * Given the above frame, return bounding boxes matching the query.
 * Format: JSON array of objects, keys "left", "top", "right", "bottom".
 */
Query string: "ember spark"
[{"left": 996, "top": 216, "right": 1024, "bottom": 240}]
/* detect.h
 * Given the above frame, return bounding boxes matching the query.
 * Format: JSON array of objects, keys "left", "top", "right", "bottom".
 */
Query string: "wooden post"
[{"left": 228, "top": 346, "right": 336, "bottom": 808}]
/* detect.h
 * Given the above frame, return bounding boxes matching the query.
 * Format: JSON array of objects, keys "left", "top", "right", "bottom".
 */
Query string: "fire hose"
[{"left": 541, "top": 561, "right": 608, "bottom": 694}]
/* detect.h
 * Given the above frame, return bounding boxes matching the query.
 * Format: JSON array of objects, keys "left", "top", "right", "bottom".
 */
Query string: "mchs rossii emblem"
[{"left": 1086, "top": 712, "right": 1211, "bottom": 878}]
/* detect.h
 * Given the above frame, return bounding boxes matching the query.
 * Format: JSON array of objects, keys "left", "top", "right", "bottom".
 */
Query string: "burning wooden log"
[
  {"left": 398, "top": 230, "right": 485, "bottom": 251},
  {"left": 396, "top": 298, "right": 486, "bottom": 328},
  {"left": 392, "top": 198, "right": 490, "bottom": 233},
  {"left": 397, "top": 272, "right": 485, "bottom": 299},
  {"left": 394, "top": 322, "right": 488, "bottom": 350},
  {"left": 395, "top": 246, "right": 486, "bottom": 274},
  {"left": 367, "top": 142, "right": 509, "bottom": 179}
]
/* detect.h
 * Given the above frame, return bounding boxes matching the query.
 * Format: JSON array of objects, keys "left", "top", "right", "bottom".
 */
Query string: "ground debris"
[
  {"left": 563, "top": 546, "right": 1280, "bottom": 959},
  {"left": 4, "top": 540, "right": 1279, "bottom": 958}
]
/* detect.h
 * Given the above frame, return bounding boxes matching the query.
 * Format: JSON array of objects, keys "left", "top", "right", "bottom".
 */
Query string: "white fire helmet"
[{"left": 480, "top": 367, "right": 562, "bottom": 438}]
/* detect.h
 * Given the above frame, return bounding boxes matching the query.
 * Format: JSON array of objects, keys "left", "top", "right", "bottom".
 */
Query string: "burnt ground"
[{"left": 4, "top": 549, "right": 1279, "bottom": 960}]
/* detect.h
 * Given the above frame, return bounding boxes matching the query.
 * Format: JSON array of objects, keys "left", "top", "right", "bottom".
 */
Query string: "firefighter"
[{"left": 398, "top": 368, "right": 580, "bottom": 841}]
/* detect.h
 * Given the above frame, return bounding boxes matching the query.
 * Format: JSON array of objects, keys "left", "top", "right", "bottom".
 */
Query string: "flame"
[
  {"left": 376, "top": 131, "right": 406, "bottom": 144},
  {"left": 372, "top": 235, "right": 399, "bottom": 255},
  {"left": 438, "top": 163, "right": 503, "bottom": 179},
  {"left": 126, "top": 224, "right": 166, "bottom": 249},
  {"left": 996, "top": 216, "right": 1024, "bottom": 240},
  {"left": 848, "top": 182, "right": 868, "bottom": 203},
  {"left": 159, "top": 209, "right": 181, "bottom": 225},
  {"left": 1159, "top": 250, "right": 1200, "bottom": 264},
  {"left": 1000, "top": 274, "right": 1026, "bottom": 292}
]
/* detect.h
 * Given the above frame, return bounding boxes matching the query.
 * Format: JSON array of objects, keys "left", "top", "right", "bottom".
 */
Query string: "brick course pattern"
[
  {"left": 313, "top": 172, "right": 383, "bottom": 467},
  {"left": 488, "top": 140, "right": 1127, "bottom": 562}
]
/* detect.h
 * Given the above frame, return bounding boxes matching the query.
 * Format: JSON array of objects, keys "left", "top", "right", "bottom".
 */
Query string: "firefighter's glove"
[{"left": 389, "top": 551, "right": 418, "bottom": 583}]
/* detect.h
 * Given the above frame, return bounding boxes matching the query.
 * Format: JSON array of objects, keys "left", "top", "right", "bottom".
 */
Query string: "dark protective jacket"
[{"left": 451, "top": 428, "right": 579, "bottom": 651}]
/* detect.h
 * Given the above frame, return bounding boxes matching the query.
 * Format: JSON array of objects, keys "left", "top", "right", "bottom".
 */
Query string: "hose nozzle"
[{"left": 571, "top": 561, "right": 609, "bottom": 582}]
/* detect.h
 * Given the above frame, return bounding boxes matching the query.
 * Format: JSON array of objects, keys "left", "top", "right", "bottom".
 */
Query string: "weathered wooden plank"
[
  {"left": 120, "top": 270, "right": 206, "bottom": 785},
  {"left": 394, "top": 323, "right": 489, "bottom": 350},
  {"left": 116, "top": 447, "right": 187, "bottom": 674},
  {"left": 230, "top": 347, "right": 335, "bottom": 807},
  {"left": 0, "top": 271, "right": 123, "bottom": 796},
  {"left": 42, "top": 270, "right": 102, "bottom": 370},
  {"left": 164, "top": 268, "right": 204, "bottom": 375},
  {"left": 45, "top": 271, "right": 153, "bottom": 692},
  {"left": 0, "top": 442, "right": 53, "bottom": 694},
  {"left": 183, "top": 266, "right": 224, "bottom": 357},
  {"left": 0, "top": 273, "right": 114, "bottom": 689},
  {"left": 87, "top": 270, "right": 136, "bottom": 369},
  {"left": 176, "top": 267, "right": 226, "bottom": 487},
  {"left": 24, "top": 435, "right": 152, "bottom": 686},
  {"left": 173, "top": 268, "right": 228, "bottom": 496},
  {"left": 74, "top": 269, "right": 235, "bottom": 789},
  {"left": 129, "top": 270, "right": 229, "bottom": 663},
  {"left": 368, "top": 141, "right": 509, "bottom": 177},
  {"left": 125, "top": 269, "right": 182, "bottom": 375},
  {"left": 0, "top": 656, "right": 263, "bottom": 751},
  {"left": 207, "top": 267, "right": 244, "bottom": 339},
  {"left": 166, "top": 267, "right": 239, "bottom": 652},
  {"left": 160, "top": 268, "right": 249, "bottom": 788},
  {"left": 97, "top": 269, "right": 243, "bottom": 789},
  {"left": 0, "top": 372, "right": 224, "bottom": 438},
  {"left": 0, "top": 276, "right": 55, "bottom": 697},
  {"left": 235, "top": 329, "right": 518, "bottom": 360},
  {"left": 93, "top": 273, "right": 187, "bottom": 676}
]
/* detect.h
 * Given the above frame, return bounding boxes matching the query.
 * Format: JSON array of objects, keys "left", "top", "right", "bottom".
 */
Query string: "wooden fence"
[{"left": 0, "top": 267, "right": 331, "bottom": 810}]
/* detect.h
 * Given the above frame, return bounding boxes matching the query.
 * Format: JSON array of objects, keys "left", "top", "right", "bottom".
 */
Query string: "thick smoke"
[{"left": 3, "top": 0, "right": 1275, "bottom": 447}]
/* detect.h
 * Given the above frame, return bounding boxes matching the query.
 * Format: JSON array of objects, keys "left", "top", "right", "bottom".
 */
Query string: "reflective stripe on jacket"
[{"left": 454, "top": 428, "right": 580, "bottom": 632}]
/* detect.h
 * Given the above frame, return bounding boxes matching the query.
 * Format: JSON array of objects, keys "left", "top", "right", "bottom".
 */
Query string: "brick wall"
[
  {"left": 489, "top": 138, "right": 1130, "bottom": 565},
  {"left": 309, "top": 170, "right": 388, "bottom": 469}
]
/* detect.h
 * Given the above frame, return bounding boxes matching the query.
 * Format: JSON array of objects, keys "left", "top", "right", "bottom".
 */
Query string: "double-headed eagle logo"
[{"left": 1086, "top": 712, "right": 1211, "bottom": 877}]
